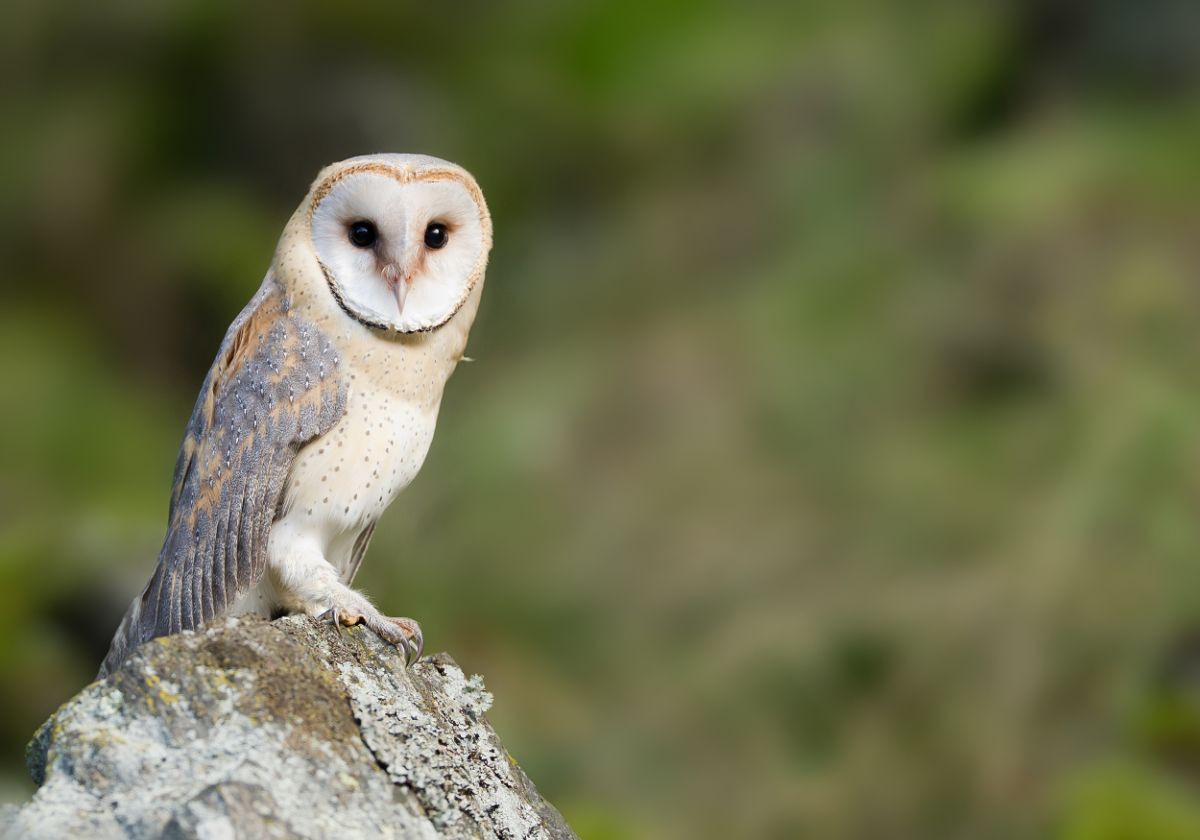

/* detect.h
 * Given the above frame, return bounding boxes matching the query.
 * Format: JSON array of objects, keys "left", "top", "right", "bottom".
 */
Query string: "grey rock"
[{"left": 3, "top": 615, "right": 576, "bottom": 840}]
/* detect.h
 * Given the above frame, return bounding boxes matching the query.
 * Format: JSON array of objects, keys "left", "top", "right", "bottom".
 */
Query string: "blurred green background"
[{"left": 3, "top": 1, "right": 1200, "bottom": 837}]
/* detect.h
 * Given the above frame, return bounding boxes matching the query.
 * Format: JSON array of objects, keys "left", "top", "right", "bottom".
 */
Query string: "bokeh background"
[{"left": 3, "top": 1, "right": 1200, "bottom": 837}]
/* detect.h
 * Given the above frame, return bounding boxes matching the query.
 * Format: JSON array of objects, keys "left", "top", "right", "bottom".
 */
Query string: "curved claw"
[
  {"left": 408, "top": 625, "right": 425, "bottom": 664},
  {"left": 350, "top": 614, "right": 423, "bottom": 668},
  {"left": 316, "top": 607, "right": 344, "bottom": 635},
  {"left": 387, "top": 617, "right": 423, "bottom": 668},
  {"left": 316, "top": 606, "right": 366, "bottom": 635}
]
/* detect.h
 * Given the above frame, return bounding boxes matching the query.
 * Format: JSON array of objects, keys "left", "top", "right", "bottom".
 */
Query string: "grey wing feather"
[
  {"left": 344, "top": 522, "right": 377, "bottom": 586},
  {"left": 98, "top": 279, "right": 346, "bottom": 676}
]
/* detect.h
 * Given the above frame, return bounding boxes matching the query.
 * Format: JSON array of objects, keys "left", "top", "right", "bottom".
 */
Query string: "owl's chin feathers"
[{"left": 329, "top": 267, "right": 470, "bottom": 333}]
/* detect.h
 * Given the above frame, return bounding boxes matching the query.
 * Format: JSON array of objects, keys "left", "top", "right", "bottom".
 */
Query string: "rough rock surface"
[{"left": 1, "top": 615, "right": 576, "bottom": 840}]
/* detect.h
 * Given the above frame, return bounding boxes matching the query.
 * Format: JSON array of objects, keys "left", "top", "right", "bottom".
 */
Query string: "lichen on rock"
[{"left": 4, "top": 615, "right": 576, "bottom": 840}]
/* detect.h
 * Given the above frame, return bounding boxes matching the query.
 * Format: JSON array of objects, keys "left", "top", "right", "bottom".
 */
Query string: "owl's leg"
[{"left": 268, "top": 523, "right": 423, "bottom": 666}]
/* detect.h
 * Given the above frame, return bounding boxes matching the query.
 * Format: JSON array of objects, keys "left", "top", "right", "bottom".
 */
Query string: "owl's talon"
[
  {"left": 316, "top": 606, "right": 366, "bottom": 637},
  {"left": 316, "top": 607, "right": 342, "bottom": 633},
  {"left": 388, "top": 616, "right": 423, "bottom": 667},
  {"left": 354, "top": 614, "right": 423, "bottom": 668},
  {"left": 405, "top": 623, "right": 425, "bottom": 664}
]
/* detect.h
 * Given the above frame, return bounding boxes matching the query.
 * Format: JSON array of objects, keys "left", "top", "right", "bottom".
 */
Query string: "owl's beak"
[
  {"left": 382, "top": 263, "right": 409, "bottom": 317},
  {"left": 391, "top": 275, "right": 409, "bottom": 316}
]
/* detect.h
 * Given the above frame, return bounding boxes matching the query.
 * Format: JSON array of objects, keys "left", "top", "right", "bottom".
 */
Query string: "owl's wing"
[{"left": 99, "top": 280, "right": 346, "bottom": 676}]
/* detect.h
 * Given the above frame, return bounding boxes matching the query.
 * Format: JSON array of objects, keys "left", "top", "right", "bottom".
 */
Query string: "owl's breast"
[
  {"left": 271, "top": 287, "right": 473, "bottom": 562},
  {"left": 278, "top": 344, "right": 452, "bottom": 567},
  {"left": 289, "top": 385, "right": 436, "bottom": 515}
]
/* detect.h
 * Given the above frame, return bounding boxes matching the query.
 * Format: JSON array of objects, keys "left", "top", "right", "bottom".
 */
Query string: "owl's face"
[{"left": 307, "top": 156, "right": 491, "bottom": 333}]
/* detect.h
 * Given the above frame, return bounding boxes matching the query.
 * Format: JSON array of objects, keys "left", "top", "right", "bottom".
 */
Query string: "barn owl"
[{"left": 98, "top": 154, "right": 492, "bottom": 677}]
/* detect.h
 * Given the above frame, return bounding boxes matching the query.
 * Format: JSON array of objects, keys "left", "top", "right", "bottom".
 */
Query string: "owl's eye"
[
  {"left": 348, "top": 221, "right": 377, "bottom": 248},
  {"left": 424, "top": 222, "right": 449, "bottom": 250}
]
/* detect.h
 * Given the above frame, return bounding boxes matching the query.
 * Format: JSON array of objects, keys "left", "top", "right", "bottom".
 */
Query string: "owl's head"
[{"left": 304, "top": 154, "right": 492, "bottom": 333}]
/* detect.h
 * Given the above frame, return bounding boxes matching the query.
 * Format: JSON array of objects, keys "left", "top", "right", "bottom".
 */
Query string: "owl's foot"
[
  {"left": 369, "top": 614, "right": 424, "bottom": 665},
  {"left": 316, "top": 602, "right": 423, "bottom": 667}
]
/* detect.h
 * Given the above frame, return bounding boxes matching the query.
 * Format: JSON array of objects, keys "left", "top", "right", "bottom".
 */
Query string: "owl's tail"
[{"left": 96, "top": 584, "right": 150, "bottom": 678}]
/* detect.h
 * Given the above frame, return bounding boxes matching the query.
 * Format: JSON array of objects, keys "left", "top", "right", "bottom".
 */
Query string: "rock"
[{"left": 3, "top": 615, "right": 576, "bottom": 840}]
